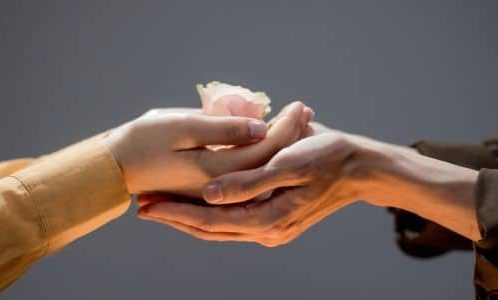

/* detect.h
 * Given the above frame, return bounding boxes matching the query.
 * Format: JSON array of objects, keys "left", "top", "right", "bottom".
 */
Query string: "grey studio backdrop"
[{"left": 1, "top": 1, "right": 497, "bottom": 299}]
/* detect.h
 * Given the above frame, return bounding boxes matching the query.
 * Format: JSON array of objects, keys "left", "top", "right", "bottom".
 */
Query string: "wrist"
[
  {"left": 101, "top": 124, "right": 137, "bottom": 193},
  {"left": 342, "top": 139, "right": 393, "bottom": 207},
  {"left": 349, "top": 137, "right": 480, "bottom": 239},
  {"left": 327, "top": 134, "right": 399, "bottom": 207},
  {"left": 345, "top": 136, "right": 451, "bottom": 207}
]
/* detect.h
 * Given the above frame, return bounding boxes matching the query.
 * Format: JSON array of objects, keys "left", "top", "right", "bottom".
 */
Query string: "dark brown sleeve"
[
  {"left": 474, "top": 169, "right": 498, "bottom": 293},
  {"left": 412, "top": 139, "right": 498, "bottom": 170},
  {"left": 390, "top": 138, "right": 498, "bottom": 258}
]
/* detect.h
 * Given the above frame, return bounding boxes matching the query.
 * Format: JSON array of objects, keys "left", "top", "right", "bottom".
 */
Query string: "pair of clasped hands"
[
  {"left": 103, "top": 82, "right": 480, "bottom": 246},
  {"left": 102, "top": 82, "right": 364, "bottom": 247}
]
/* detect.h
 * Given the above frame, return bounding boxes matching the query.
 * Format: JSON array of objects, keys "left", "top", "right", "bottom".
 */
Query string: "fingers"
[
  {"left": 266, "top": 102, "right": 295, "bottom": 127},
  {"left": 202, "top": 166, "right": 304, "bottom": 204},
  {"left": 199, "top": 101, "right": 307, "bottom": 175},
  {"left": 137, "top": 191, "right": 297, "bottom": 235},
  {"left": 137, "top": 189, "right": 305, "bottom": 246},
  {"left": 301, "top": 107, "right": 315, "bottom": 138},
  {"left": 136, "top": 193, "right": 212, "bottom": 208},
  {"left": 268, "top": 102, "right": 314, "bottom": 129},
  {"left": 175, "top": 114, "right": 268, "bottom": 149},
  {"left": 303, "top": 106, "right": 315, "bottom": 123},
  {"left": 139, "top": 200, "right": 254, "bottom": 233},
  {"left": 139, "top": 215, "right": 252, "bottom": 242}
]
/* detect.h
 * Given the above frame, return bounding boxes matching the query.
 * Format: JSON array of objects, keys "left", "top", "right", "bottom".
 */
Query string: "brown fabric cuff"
[
  {"left": 474, "top": 169, "right": 498, "bottom": 293},
  {"left": 411, "top": 140, "right": 498, "bottom": 170},
  {"left": 412, "top": 140, "right": 498, "bottom": 246},
  {"left": 12, "top": 141, "right": 130, "bottom": 253},
  {"left": 389, "top": 139, "right": 498, "bottom": 259},
  {"left": 408, "top": 139, "right": 498, "bottom": 295}
]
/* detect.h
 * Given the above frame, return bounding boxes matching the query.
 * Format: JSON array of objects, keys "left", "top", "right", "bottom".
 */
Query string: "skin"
[
  {"left": 103, "top": 102, "right": 313, "bottom": 197},
  {"left": 138, "top": 122, "right": 480, "bottom": 247}
]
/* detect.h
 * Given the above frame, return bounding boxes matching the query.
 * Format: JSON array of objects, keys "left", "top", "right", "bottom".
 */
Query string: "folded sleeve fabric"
[
  {"left": 391, "top": 138, "right": 498, "bottom": 298},
  {"left": 475, "top": 169, "right": 498, "bottom": 298},
  {"left": 0, "top": 135, "right": 130, "bottom": 291}
]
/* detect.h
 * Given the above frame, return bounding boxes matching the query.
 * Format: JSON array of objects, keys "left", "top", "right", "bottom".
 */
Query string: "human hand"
[
  {"left": 136, "top": 123, "right": 362, "bottom": 246},
  {"left": 138, "top": 121, "right": 480, "bottom": 245},
  {"left": 103, "top": 102, "right": 312, "bottom": 196}
]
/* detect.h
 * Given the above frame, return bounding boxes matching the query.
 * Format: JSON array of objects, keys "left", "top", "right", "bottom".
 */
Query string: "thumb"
[
  {"left": 180, "top": 115, "right": 268, "bottom": 148},
  {"left": 202, "top": 166, "right": 304, "bottom": 204}
]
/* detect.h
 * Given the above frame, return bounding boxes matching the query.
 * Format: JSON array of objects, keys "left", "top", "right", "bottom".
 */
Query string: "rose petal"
[
  {"left": 223, "top": 95, "right": 265, "bottom": 119},
  {"left": 196, "top": 81, "right": 271, "bottom": 119}
]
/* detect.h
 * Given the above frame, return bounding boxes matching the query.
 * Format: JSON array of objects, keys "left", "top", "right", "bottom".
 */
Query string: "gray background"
[{"left": 1, "top": 0, "right": 497, "bottom": 299}]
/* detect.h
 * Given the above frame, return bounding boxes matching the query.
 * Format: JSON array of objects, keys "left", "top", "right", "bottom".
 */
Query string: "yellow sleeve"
[
  {"left": 0, "top": 131, "right": 112, "bottom": 179},
  {"left": 0, "top": 138, "right": 131, "bottom": 291}
]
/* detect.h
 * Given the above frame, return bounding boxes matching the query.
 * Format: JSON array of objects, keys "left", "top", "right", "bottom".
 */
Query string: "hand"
[
  {"left": 103, "top": 102, "right": 312, "bottom": 196},
  {"left": 136, "top": 123, "right": 360, "bottom": 246},
  {"left": 137, "top": 122, "right": 480, "bottom": 246}
]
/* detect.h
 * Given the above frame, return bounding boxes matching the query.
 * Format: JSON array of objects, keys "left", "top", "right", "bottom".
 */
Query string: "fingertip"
[
  {"left": 290, "top": 101, "right": 306, "bottom": 118},
  {"left": 303, "top": 107, "right": 315, "bottom": 123},
  {"left": 292, "top": 101, "right": 305, "bottom": 112},
  {"left": 202, "top": 181, "right": 224, "bottom": 204}
]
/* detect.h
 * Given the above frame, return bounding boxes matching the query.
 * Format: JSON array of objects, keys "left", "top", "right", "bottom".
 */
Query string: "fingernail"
[
  {"left": 203, "top": 181, "right": 223, "bottom": 203},
  {"left": 248, "top": 120, "right": 267, "bottom": 139}
]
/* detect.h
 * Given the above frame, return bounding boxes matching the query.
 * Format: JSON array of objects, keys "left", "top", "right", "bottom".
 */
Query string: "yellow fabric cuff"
[{"left": 10, "top": 141, "right": 130, "bottom": 253}]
